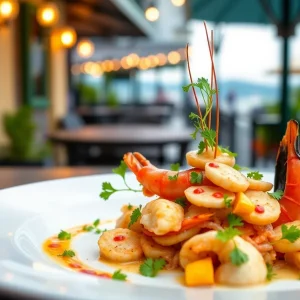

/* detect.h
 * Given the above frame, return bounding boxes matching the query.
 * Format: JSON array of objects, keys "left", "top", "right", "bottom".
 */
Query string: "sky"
[{"left": 190, "top": 21, "right": 300, "bottom": 86}]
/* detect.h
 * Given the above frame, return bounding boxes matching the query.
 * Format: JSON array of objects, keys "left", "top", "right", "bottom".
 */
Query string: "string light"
[
  {"left": 59, "top": 26, "right": 77, "bottom": 48},
  {"left": 0, "top": 0, "right": 19, "bottom": 21},
  {"left": 157, "top": 53, "right": 167, "bottom": 66},
  {"left": 145, "top": 2, "right": 159, "bottom": 22},
  {"left": 171, "top": 0, "right": 186, "bottom": 7},
  {"left": 168, "top": 51, "right": 180, "bottom": 64},
  {"left": 77, "top": 39, "right": 94, "bottom": 58},
  {"left": 36, "top": 2, "right": 59, "bottom": 27}
]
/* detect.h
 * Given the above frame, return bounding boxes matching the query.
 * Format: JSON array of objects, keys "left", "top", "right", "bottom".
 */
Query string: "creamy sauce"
[{"left": 43, "top": 222, "right": 300, "bottom": 286}]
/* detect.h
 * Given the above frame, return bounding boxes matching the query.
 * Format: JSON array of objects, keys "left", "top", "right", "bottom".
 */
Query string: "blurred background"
[{"left": 1, "top": 0, "right": 300, "bottom": 180}]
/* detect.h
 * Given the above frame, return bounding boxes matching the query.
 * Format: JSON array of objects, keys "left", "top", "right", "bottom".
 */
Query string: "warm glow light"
[
  {"left": 167, "top": 51, "right": 180, "bottom": 64},
  {"left": 89, "top": 63, "right": 102, "bottom": 77},
  {"left": 0, "top": 0, "right": 19, "bottom": 21},
  {"left": 112, "top": 59, "right": 121, "bottom": 71},
  {"left": 156, "top": 53, "right": 167, "bottom": 66},
  {"left": 101, "top": 60, "right": 114, "bottom": 72},
  {"left": 121, "top": 57, "right": 130, "bottom": 69},
  {"left": 59, "top": 27, "right": 77, "bottom": 48},
  {"left": 77, "top": 39, "right": 94, "bottom": 58},
  {"left": 138, "top": 57, "right": 151, "bottom": 70},
  {"left": 145, "top": 6, "right": 159, "bottom": 22},
  {"left": 83, "top": 62, "right": 94, "bottom": 74},
  {"left": 36, "top": 2, "right": 59, "bottom": 27},
  {"left": 148, "top": 55, "right": 159, "bottom": 68},
  {"left": 171, "top": 0, "right": 186, "bottom": 7},
  {"left": 128, "top": 53, "right": 140, "bottom": 67}
]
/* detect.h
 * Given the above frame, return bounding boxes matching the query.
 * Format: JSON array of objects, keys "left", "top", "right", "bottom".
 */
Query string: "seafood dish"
[{"left": 43, "top": 22, "right": 300, "bottom": 288}]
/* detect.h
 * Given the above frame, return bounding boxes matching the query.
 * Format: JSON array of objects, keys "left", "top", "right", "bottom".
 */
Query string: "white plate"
[{"left": 0, "top": 172, "right": 300, "bottom": 300}]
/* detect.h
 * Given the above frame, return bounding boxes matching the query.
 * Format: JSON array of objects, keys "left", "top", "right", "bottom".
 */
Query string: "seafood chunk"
[
  {"left": 98, "top": 228, "right": 143, "bottom": 262},
  {"left": 205, "top": 162, "right": 249, "bottom": 192},
  {"left": 273, "top": 221, "right": 300, "bottom": 253},
  {"left": 140, "top": 235, "right": 178, "bottom": 269},
  {"left": 179, "top": 231, "right": 267, "bottom": 286},
  {"left": 285, "top": 252, "right": 300, "bottom": 269},
  {"left": 247, "top": 178, "right": 273, "bottom": 192},
  {"left": 140, "top": 199, "right": 184, "bottom": 235},
  {"left": 186, "top": 148, "right": 235, "bottom": 170},
  {"left": 242, "top": 191, "right": 280, "bottom": 226},
  {"left": 184, "top": 185, "right": 235, "bottom": 208}
]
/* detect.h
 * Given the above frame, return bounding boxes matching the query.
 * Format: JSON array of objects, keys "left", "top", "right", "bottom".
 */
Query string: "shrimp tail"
[{"left": 123, "top": 152, "right": 156, "bottom": 176}]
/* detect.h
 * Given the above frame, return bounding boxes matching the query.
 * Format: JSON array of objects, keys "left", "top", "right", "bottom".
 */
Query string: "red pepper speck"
[
  {"left": 193, "top": 188, "right": 204, "bottom": 194},
  {"left": 69, "top": 263, "right": 81, "bottom": 269},
  {"left": 212, "top": 192, "right": 223, "bottom": 198},
  {"left": 48, "top": 243, "right": 60, "bottom": 248},
  {"left": 80, "top": 269, "right": 97, "bottom": 275},
  {"left": 208, "top": 162, "right": 219, "bottom": 168},
  {"left": 114, "top": 235, "right": 126, "bottom": 242},
  {"left": 255, "top": 205, "right": 265, "bottom": 213},
  {"left": 98, "top": 273, "right": 111, "bottom": 279}
]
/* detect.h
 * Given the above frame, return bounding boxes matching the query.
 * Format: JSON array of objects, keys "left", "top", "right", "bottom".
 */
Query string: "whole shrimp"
[
  {"left": 123, "top": 152, "right": 213, "bottom": 200},
  {"left": 273, "top": 120, "right": 300, "bottom": 227}
]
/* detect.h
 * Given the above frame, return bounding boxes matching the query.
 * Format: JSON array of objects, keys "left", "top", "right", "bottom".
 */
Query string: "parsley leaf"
[
  {"left": 218, "top": 146, "right": 238, "bottom": 157},
  {"left": 95, "top": 228, "right": 107, "bottom": 234},
  {"left": 128, "top": 205, "right": 142, "bottom": 228},
  {"left": 139, "top": 258, "right": 166, "bottom": 277},
  {"left": 93, "top": 219, "right": 100, "bottom": 227},
  {"left": 233, "top": 164, "right": 249, "bottom": 171},
  {"left": 58, "top": 230, "right": 71, "bottom": 240},
  {"left": 216, "top": 227, "right": 241, "bottom": 242},
  {"left": 268, "top": 190, "right": 284, "bottom": 201},
  {"left": 281, "top": 224, "right": 300, "bottom": 243},
  {"left": 197, "top": 141, "right": 206, "bottom": 154},
  {"left": 230, "top": 246, "right": 249, "bottom": 266},
  {"left": 168, "top": 174, "right": 179, "bottom": 181},
  {"left": 99, "top": 161, "right": 142, "bottom": 200},
  {"left": 128, "top": 203, "right": 133, "bottom": 210},
  {"left": 112, "top": 269, "right": 127, "bottom": 281},
  {"left": 201, "top": 129, "right": 216, "bottom": 149},
  {"left": 175, "top": 197, "right": 187, "bottom": 208},
  {"left": 59, "top": 250, "right": 75, "bottom": 257},
  {"left": 224, "top": 195, "right": 232, "bottom": 208},
  {"left": 190, "top": 171, "right": 203, "bottom": 184},
  {"left": 227, "top": 213, "right": 243, "bottom": 228},
  {"left": 247, "top": 171, "right": 263, "bottom": 180},
  {"left": 266, "top": 263, "right": 276, "bottom": 281},
  {"left": 83, "top": 225, "right": 94, "bottom": 232},
  {"left": 170, "top": 163, "right": 180, "bottom": 171},
  {"left": 112, "top": 160, "right": 127, "bottom": 179}
]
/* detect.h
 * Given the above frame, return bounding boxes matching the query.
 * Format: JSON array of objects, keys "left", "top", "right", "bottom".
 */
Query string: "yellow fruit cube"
[
  {"left": 185, "top": 257, "right": 214, "bottom": 286},
  {"left": 232, "top": 192, "right": 255, "bottom": 215}
]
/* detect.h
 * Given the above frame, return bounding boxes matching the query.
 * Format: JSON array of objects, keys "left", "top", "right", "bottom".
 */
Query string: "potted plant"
[{"left": 0, "top": 106, "right": 49, "bottom": 166}]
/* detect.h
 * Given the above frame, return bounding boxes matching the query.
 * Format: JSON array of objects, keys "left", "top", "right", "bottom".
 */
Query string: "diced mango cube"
[
  {"left": 232, "top": 192, "right": 255, "bottom": 215},
  {"left": 185, "top": 257, "right": 214, "bottom": 286}
]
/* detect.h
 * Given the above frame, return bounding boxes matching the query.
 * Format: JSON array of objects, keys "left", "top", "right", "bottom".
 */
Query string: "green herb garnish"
[
  {"left": 59, "top": 250, "right": 75, "bottom": 257},
  {"left": 268, "top": 190, "right": 284, "bottom": 201},
  {"left": 175, "top": 197, "right": 187, "bottom": 208},
  {"left": 58, "top": 230, "right": 71, "bottom": 240},
  {"left": 247, "top": 171, "right": 263, "bottom": 180},
  {"left": 280, "top": 224, "right": 300, "bottom": 243},
  {"left": 230, "top": 245, "right": 249, "bottom": 266},
  {"left": 112, "top": 269, "right": 127, "bottom": 281},
  {"left": 139, "top": 258, "right": 166, "bottom": 277},
  {"left": 128, "top": 205, "right": 142, "bottom": 228}
]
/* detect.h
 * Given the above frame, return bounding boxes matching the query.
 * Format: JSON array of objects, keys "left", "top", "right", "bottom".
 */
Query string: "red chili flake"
[
  {"left": 255, "top": 205, "right": 265, "bottom": 213},
  {"left": 98, "top": 273, "right": 111, "bottom": 279},
  {"left": 69, "top": 263, "right": 81, "bottom": 269},
  {"left": 80, "top": 269, "right": 97, "bottom": 275},
  {"left": 208, "top": 162, "right": 219, "bottom": 168},
  {"left": 113, "top": 235, "right": 126, "bottom": 242},
  {"left": 48, "top": 243, "right": 60, "bottom": 248},
  {"left": 212, "top": 192, "right": 223, "bottom": 198},
  {"left": 193, "top": 188, "right": 204, "bottom": 194}
]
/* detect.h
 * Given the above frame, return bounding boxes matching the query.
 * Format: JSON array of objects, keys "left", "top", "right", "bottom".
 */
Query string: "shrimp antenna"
[
  {"left": 186, "top": 43, "right": 204, "bottom": 130},
  {"left": 208, "top": 29, "right": 214, "bottom": 130},
  {"left": 203, "top": 21, "right": 219, "bottom": 158}
]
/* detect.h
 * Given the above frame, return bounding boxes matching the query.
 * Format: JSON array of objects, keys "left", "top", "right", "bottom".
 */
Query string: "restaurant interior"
[{"left": 1, "top": 0, "right": 300, "bottom": 188}]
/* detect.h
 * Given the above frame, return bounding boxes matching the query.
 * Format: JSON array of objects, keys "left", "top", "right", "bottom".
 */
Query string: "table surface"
[
  {"left": 0, "top": 167, "right": 113, "bottom": 189},
  {"left": 48, "top": 125, "right": 192, "bottom": 144}
]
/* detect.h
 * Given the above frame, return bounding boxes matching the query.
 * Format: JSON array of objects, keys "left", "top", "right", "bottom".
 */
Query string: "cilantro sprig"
[
  {"left": 247, "top": 171, "right": 263, "bottom": 180},
  {"left": 100, "top": 161, "right": 142, "bottom": 200},
  {"left": 268, "top": 190, "right": 284, "bottom": 201},
  {"left": 58, "top": 230, "right": 71, "bottom": 240},
  {"left": 266, "top": 263, "right": 276, "bottom": 281},
  {"left": 230, "top": 244, "right": 249, "bottom": 266},
  {"left": 233, "top": 164, "right": 250, "bottom": 171},
  {"left": 218, "top": 146, "right": 237, "bottom": 157},
  {"left": 190, "top": 171, "right": 203, "bottom": 184},
  {"left": 112, "top": 269, "right": 127, "bottom": 281},
  {"left": 139, "top": 258, "right": 166, "bottom": 277},
  {"left": 224, "top": 195, "right": 232, "bottom": 208},
  {"left": 83, "top": 218, "right": 106, "bottom": 234},
  {"left": 280, "top": 224, "right": 300, "bottom": 243},
  {"left": 128, "top": 205, "right": 142, "bottom": 228},
  {"left": 59, "top": 250, "right": 75, "bottom": 257},
  {"left": 175, "top": 197, "right": 187, "bottom": 208},
  {"left": 168, "top": 163, "right": 180, "bottom": 181}
]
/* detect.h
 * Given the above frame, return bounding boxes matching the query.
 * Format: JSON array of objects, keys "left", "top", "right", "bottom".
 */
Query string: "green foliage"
[
  {"left": 107, "top": 90, "right": 119, "bottom": 107},
  {"left": 3, "top": 106, "right": 48, "bottom": 162},
  {"left": 77, "top": 83, "right": 99, "bottom": 105}
]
